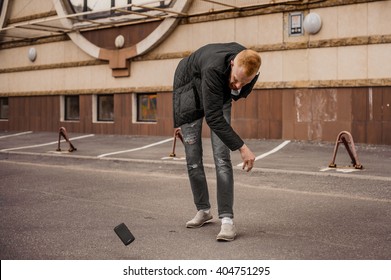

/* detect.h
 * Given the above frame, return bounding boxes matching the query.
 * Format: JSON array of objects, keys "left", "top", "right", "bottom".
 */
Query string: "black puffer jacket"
[{"left": 173, "top": 42, "right": 259, "bottom": 151}]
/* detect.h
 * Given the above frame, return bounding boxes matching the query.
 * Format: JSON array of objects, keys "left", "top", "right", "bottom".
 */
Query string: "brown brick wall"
[{"left": 0, "top": 88, "right": 390, "bottom": 145}]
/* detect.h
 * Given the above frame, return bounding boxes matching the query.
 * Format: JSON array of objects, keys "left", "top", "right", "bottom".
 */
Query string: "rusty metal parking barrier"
[
  {"left": 329, "top": 131, "right": 363, "bottom": 169},
  {"left": 169, "top": 128, "right": 183, "bottom": 158},
  {"left": 56, "top": 127, "right": 77, "bottom": 152}
]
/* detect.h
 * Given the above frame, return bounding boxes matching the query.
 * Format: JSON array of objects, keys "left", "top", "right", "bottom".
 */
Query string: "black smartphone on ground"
[{"left": 114, "top": 223, "right": 135, "bottom": 245}]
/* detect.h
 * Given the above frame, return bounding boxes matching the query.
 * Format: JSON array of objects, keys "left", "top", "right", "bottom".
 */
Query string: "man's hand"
[{"left": 239, "top": 144, "right": 255, "bottom": 172}]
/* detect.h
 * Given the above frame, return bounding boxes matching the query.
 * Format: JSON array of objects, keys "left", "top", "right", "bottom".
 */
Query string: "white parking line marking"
[
  {"left": 0, "top": 131, "right": 33, "bottom": 139},
  {"left": 320, "top": 167, "right": 360, "bottom": 173},
  {"left": 97, "top": 138, "right": 173, "bottom": 158},
  {"left": 161, "top": 156, "right": 186, "bottom": 160},
  {"left": 0, "top": 134, "right": 95, "bottom": 152},
  {"left": 236, "top": 140, "right": 291, "bottom": 167}
]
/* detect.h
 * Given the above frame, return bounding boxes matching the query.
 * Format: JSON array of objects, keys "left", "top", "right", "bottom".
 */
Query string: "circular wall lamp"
[
  {"left": 303, "top": 12, "right": 322, "bottom": 35},
  {"left": 28, "top": 47, "right": 37, "bottom": 62},
  {"left": 115, "top": 35, "right": 125, "bottom": 49}
]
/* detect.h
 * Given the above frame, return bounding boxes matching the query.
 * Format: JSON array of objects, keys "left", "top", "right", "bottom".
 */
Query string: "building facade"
[{"left": 0, "top": 0, "right": 390, "bottom": 145}]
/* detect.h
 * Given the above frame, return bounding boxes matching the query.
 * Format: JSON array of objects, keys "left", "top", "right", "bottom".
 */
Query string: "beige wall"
[
  {"left": 1, "top": 1, "right": 391, "bottom": 96},
  {"left": 0, "top": 0, "right": 390, "bottom": 144}
]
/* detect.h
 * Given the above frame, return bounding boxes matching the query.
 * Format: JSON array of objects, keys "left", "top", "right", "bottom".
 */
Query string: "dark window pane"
[
  {"left": 0, "top": 97, "right": 9, "bottom": 119},
  {"left": 65, "top": 96, "right": 80, "bottom": 120},
  {"left": 98, "top": 94, "right": 114, "bottom": 121}
]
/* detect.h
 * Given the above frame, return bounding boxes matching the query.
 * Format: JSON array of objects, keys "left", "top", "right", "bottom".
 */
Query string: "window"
[
  {"left": 68, "top": 0, "right": 172, "bottom": 19},
  {"left": 0, "top": 97, "right": 8, "bottom": 119},
  {"left": 64, "top": 95, "right": 80, "bottom": 121},
  {"left": 137, "top": 93, "right": 157, "bottom": 122},
  {"left": 97, "top": 94, "right": 114, "bottom": 121}
]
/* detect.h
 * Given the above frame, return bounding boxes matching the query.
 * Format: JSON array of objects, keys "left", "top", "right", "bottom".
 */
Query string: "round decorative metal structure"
[{"left": 54, "top": 0, "right": 192, "bottom": 77}]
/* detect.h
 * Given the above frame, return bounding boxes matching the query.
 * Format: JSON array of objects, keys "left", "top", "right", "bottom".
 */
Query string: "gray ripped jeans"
[{"left": 180, "top": 102, "right": 234, "bottom": 219}]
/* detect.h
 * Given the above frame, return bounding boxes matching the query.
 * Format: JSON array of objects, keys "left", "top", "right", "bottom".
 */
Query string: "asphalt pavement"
[{"left": 0, "top": 130, "right": 390, "bottom": 260}]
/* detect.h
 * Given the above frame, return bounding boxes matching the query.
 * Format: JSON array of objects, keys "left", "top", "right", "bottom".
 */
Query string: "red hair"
[{"left": 236, "top": 49, "right": 261, "bottom": 77}]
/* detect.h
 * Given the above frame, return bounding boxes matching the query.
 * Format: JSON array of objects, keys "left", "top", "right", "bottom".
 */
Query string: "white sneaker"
[
  {"left": 216, "top": 223, "right": 237, "bottom": 241},
  {"left": 186, "top": 210, "right": 213, "bottom": 228}
]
